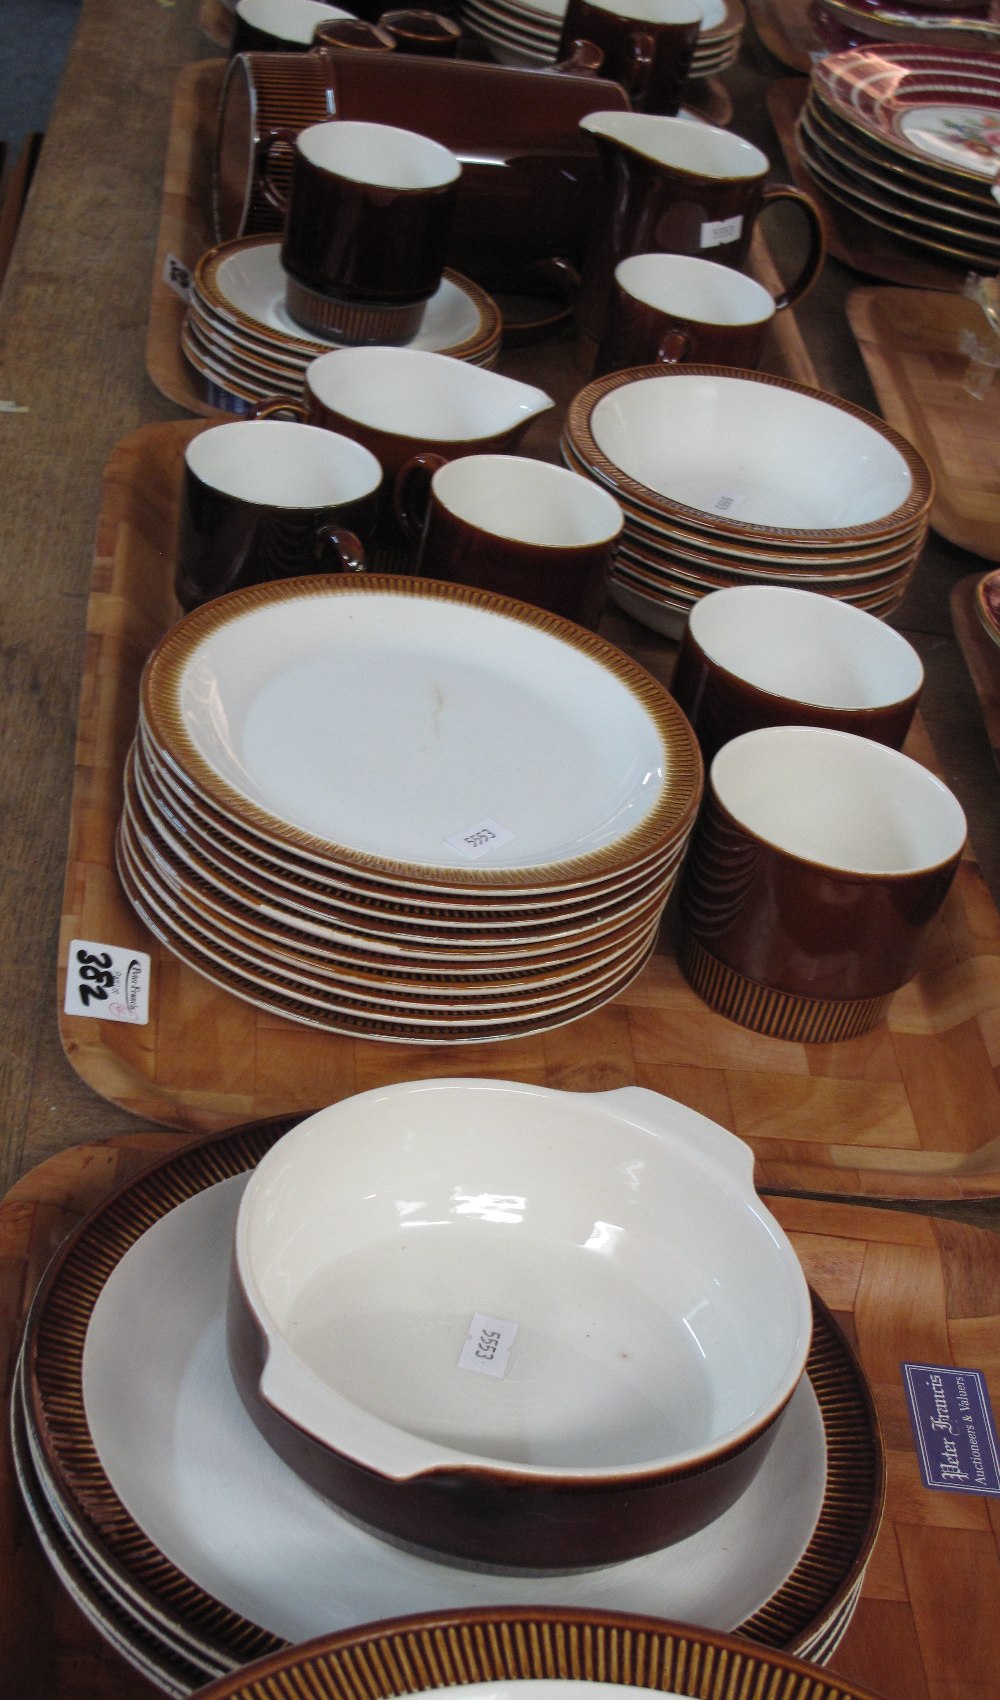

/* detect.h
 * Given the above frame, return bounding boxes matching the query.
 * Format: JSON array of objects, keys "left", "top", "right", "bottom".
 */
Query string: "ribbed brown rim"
[
  {"left": 24, "top": 1120, "right": 884, "bottom": 1668},
  {"left": 140, "top": 576, "right": 704, "bottom": 891},
  {"left": 188, "top": 1604, "right": 890, "bottom": 1700},
  {"left": 564, "top": 365, "right": 934, "bottom": 546},
  {"left": 195, "top": 239, "right": 502, "bottom": 365}
]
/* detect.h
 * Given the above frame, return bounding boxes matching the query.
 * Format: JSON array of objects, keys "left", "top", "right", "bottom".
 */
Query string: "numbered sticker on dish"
[
  {"left": 903, "top": 1363, "right": 1000, "bottom": 1496},
  {"left": 710, "top": 490, "right": 748, "bottom": 516},
  {"left": 163, "top": 254, "right": 193, "bottom": 301},
  {"left": 700, "top": 215, "right": 743, "bottom": 250},
  {"left": 445, "top": 818, "right": 516, "bottom": 859},
  {"left": 64, "top": 940, "right": 151, "bottom": 1024},
  {"left": 458, "top": 1312, "right": 519, "bottom": 1379}
]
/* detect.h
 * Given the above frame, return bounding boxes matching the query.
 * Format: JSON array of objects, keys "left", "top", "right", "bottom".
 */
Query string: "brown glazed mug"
[
  {"left": 575, "top": 111, "right": 826, "bottom": 344},
  {"left": 558, "top": 0, "right": 703, "bottom": 116},
  {"left": 176, "top": 420, "right": 382, "bottom": 610},
  {"left": 379, "top": 9, "right": 463, "bottom": 53},
  {"left": 230, "top": 0, "right": 355, "bottom": 53},
  {"left": 260, "top": 119, "right": 461, "bottom": 342},
  {"left": 594, "top": 252, "right": 786, "bottom": 374},
  {"left": 677, "top": 724, "right": 966, "bottom": 1043},
  {"left": 310, "top": 17, "right": 398, "bottom": 49},
  {"left": 214, "top": 51, "right": 629, "bottom": 292},
  {"left": 257, "top": 347, "right": 554, "bottom": 567},
  {"left": 670, "top": 586, "right": 924, "bottom": 764},
  {"left": 397, "top": 453, "right": 624, "bottom": 629}
]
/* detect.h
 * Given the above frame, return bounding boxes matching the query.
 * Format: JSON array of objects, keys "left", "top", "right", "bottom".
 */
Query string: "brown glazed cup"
[
  {"left": 575, "top": 111, "right": 826, "bottom": 344},
  {"left": 678, "top": 724, "right": 966, "bottom": 1043},
  {"left": 176, "top": 420, "right": 382, "bottom": 611},
  {"left": 230, "top": 0, "right": 355, "bottom": 53},
  {"left": 310, "top": 16, "right": 398, "bottom": 49},
  {"left": 558, "top": 0, "right": 702, "bottom": 116},
  {"left": 259, "top": 348, "right": 554, "bottom": 568},
  {"left": 379, "top": 8, "right": 463, "bottom": 53},
  {"left": 397, "top": 454, "right": 624, "bottom": 629},
  {"left": 670, "top": 586, "right": 924, "bottom": 765},
  {"left": 595, "top": 251, "right": 785, "bottom": 375},
  {"left": 261, "top": 119, "right": 461, "bottom": 342},
  {"left": 214, "top": 51, "right": 629, "bottom": 292}
]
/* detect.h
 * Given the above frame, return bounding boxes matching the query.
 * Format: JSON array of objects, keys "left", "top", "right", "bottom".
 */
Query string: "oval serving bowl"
[{"left": 228, "top": 1079, "right": 812, "bottom": 1569}]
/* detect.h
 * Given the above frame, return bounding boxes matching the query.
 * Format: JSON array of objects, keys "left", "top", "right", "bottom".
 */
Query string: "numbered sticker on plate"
[
  {"left": 458, "top": 1312, "right": 519, "bottom": 1379},
  {"left": 64, "top": 940, "right": 151, "bottom": 1024},
  {"left": 445, "top": 818, "right": 516, "bottom": 860}
]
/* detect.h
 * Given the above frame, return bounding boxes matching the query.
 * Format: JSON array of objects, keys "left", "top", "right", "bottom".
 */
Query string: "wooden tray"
[
  {"left": 57, "top": 418, "right": 1000, "bottom": 1200},
  {"left": 744, "top": 0, "right": 816, "bottom": 71},
  {"left": 848, "top": 289, "right": 1000, "bottom": 567},
  {"left": 4, "top": 1135, "right": 1000, "bottom": 1699},
  {"left": 146, "top": 60, "right": 802, "bottom": 421},
  {"left": 767, "top": 80, "right": 971, "bottom": 294},
  {"left": 951, "top": 574, "right": 1000, "bottom": 775}
]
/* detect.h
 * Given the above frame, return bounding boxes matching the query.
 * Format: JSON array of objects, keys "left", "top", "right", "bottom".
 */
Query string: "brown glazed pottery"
[
  {"left": 670, "top": 585, "right": 924, "bottom": 763},
  {"left": 379, "top": 9, "right": 463, "bottom": 54},
  {"left": 594, "top": 251, "right": 780, "bottom": 375},
  {"left": 574, "top": 112, "right": 826, "bottom": 344},
  {"left": 230, "top": 0, "right": 355, "bottom": 53},
  {"left": 397, "top": 453, "right": 624, "bottom": 628},
  {"left": 214, "top": 51, "right": 630, "bottom": 292},
  {"left": 678, "top": 725, "right": 966, "bottom": 1043},
  {"left": 176, "top": 420, "right": 382, "bottom": 610},
  {"left": 558, "top": 0, "right": 702, "bottom": 116},
  {"left": 310, "top": 17, "right": 398, "bottom": 49}
]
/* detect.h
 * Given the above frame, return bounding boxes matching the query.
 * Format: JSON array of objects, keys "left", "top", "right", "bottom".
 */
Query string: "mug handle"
[
  {"left": 552, "top": 38, "right": 605, "bottom": 75},
  {"left": 256, "top": 127, "right": 299, "bottom": 215},
  {"left": 315, "top": 525, "right": 368, "bottom": 574},
  {"left": 394, "top": 451, "right": 448, "bottom": 544},
  {"left": 759, "top": 185, "right": 827, "bottom": 311},
  {"left": 656, "top": 326, "right": 691, "bottom": 365},
  {"left": 252, "top": 397, "right": 308, "bottom": 421}
]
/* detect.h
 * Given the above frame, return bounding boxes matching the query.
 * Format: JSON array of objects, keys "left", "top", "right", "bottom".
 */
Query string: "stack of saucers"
[
  {"left": 561, "top": 364, "right": 934, "bottom": 640},
  {"left": 796, "top": 44, "right": 1000, "bottom": 271},
  {"left": 117, "top": 575, "right": 704, "bottom": 1042},
  {"left": 182, "top": 236, "right": 503, "bottom": 414},
  {"left": 460, "top": 0, "right": 745, "bottom": 76}
]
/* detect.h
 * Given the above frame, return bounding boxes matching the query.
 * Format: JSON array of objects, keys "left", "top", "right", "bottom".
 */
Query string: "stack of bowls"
[
  {"left": 182, "top": 236, "right": 503, "bottom": 414},
  {"left": 561, "top": 364, "right": 934, "bottom": 639},
  {"left": 117, "top": 575, "right": 703, "bottom": 1041},
  {"left": 460, "top": 0, "right": 745, "bottom": 75},
  {"left": 796, "top": 44, "right": 1000, "bottom": 271}
]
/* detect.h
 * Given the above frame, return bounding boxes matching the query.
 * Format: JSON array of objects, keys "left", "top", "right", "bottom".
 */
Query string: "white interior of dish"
[
  {"left": 307, "top": 347, "right": 552, "bottom": 440},
  {"left": 711, "top": 725, "right": 966, "bottom": 872},
  {"left": 688, "top": 586, "right": 924, "bottom": 708},
  {"left": 580, "top": 0, "right": 703, "bottom": 24},
  {"left": 615, "top": 252, "right": 774, "bottom": 326},
  {"left": 580, "top": 111, "right": 767, "bottom": 178},
  {"left": 432, "top": 455, "right": 624, "bottom": 545},
  {"left": 237, "top": 1082, "right": 811, "bottom": 1476},
  {"left": 185, "top": 420, "right": 381, "bottom": 506},
  {"left": 588, "top": 374, "right": 915, "bottom": 528},
  {"left": 298, "top": 120, "right": 461, "bottom": 189},
  {"left": 236, "top": 0, "right": 353, "bottom": 42},
  {"left": 173, "top": 587, "right": 670, "bottom": 867}
]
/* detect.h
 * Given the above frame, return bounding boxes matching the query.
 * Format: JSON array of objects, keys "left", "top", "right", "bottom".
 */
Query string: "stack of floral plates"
[
  {"left": 15, "top": 1121, "right": 884, "bottom": 1693},
  {"left": 182, "top": 237, "right": 504, "bottom": 415},
  {"left": 116, "top": 576, "right": 704, "bottom": 1042},
  {"left": 561, "top": 365, "right": 934, "bottom": 640},
  {"left": 460, "top": 0, "right": 745, "bottom": 77},
  {"left": 796, "top": 45, "right": 1000, "bottom": 270}
]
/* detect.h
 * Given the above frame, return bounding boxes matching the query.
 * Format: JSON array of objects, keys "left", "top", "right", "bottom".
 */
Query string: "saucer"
[{"left": 21, "top": 1124, "right": 883, "bottom": 1680}]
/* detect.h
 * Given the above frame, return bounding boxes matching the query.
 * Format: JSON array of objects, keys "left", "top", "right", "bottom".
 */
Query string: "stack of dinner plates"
[
  {"left": 561, "top": 364, "right": 934, "bottom": 640},
  {"left": 13, "top": 1121, "right": 884, "bottom": 1693},
  {"left": 182, "top": 236, "right": 503, "bottom": 414},
  {"left": 796, "top": 44, "right": 1000, "bottom": 270},
  {"left": 460, "top": 0, "right": 745, "bottom": 77},
  {"left": 116, "top": 575, "right": 705, "bottom": 1042}
]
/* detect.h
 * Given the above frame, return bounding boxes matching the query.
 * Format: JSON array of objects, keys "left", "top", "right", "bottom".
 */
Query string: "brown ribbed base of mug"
[
  {"left": 678, "top": 933, "right": 892, "bottom": 1043},
  {"left": 285, "top": 276, "right": 427, "bottom": 345}
]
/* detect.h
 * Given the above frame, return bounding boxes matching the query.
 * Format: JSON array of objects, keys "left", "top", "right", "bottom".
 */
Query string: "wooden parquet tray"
[
  {"left": 4, "top": 1135, "right": 1000, "bottom": 1698},
  {"left": 849, "top": 289, "right": 1000, "bottom": 567},
  {"left": 56, "top": 419, "right": 1000, "bottom": 1200}
]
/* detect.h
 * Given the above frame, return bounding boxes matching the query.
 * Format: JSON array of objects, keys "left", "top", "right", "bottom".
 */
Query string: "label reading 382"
[{"left": 64, "top": 940, "right": 151, "bottom": 1024}]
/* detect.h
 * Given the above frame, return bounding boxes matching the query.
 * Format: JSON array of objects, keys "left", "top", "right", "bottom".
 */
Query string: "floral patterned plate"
[{"left": 812, "top": 44, "right": 1000, "bottom": 184}]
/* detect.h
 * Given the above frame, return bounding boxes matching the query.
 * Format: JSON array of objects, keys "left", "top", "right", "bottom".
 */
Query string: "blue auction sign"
[{"left": 902, "top": 1362, "right": 1000, "bottom": 1496}]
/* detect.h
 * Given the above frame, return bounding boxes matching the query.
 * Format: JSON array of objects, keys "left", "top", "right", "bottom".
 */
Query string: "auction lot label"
[{"left": 903, "top": 1362, "right": 1000, "bottom": 1496}]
